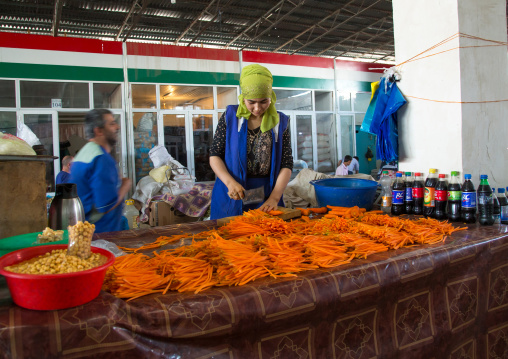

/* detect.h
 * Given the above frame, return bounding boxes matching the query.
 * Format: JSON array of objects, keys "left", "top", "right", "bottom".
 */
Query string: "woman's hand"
[
  {"left": 259, "top": 197, "right": 279, "bottom": 212},
  {"left": 227, "top": 182, "right": 245, "bottom": 201}
]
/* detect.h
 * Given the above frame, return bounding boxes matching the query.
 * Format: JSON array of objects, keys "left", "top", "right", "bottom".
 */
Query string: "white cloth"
[
  {"left": 348, "top": 157, "right": 359, "bottom": 173},
  {"left": 335, "top": 163, "right": 349, "bottom": 176}
]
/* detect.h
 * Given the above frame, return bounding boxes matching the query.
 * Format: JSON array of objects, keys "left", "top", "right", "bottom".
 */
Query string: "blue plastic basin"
[{"left": 310, "top": 178, "right": 378, "bottom": 210}]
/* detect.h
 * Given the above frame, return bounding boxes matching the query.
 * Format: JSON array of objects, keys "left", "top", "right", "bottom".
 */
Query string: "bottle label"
[
  {"left": 435, "top": 190, "right": 447, "bottom": 201},
  {"left": 412, "top": 187, "right": 424, "bottom": 198},
  {"left": 405, "top": 187, "right": 413, "bottom": 201},
  {"left": 392, "top": 190, "right": 404, "bottom": 204},
  {"left": 382, "top": 196, "right": 392, "bottom": 207},
  {"left": 132, "top": 215, "right": 139, "bottom": 229},
  {"left": 478, "top": 193, "right": 493, "bottom": 205},
  {"left": 462, "top": 192, "right": 477, "bottom": 208},
  {"left": 424, "top": 187, "right": 435, "bottom": 207},
  {"left": 448, "top": 190, "right": 462, "bottom": 201}
]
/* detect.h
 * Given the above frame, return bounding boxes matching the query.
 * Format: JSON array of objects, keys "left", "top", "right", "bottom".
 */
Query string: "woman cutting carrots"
[{"left": 209, "top": 64, "right": 293, "bottom": 220}]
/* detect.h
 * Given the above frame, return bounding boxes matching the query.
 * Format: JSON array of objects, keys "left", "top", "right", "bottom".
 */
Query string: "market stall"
[{"left": 1, "top": 220, "right": 508, "bottom": 358}]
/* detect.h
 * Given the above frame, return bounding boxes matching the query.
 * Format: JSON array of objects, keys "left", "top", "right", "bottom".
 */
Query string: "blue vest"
[{"left": 210, "top": 105, "right": 289, "bottom": 220}]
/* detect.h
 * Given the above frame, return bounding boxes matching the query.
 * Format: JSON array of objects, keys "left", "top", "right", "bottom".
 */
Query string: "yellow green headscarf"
[{"left": 236, "top": 64, "right": 278, "bottom": 133}]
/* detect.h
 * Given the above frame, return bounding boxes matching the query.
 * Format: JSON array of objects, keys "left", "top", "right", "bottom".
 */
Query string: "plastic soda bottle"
[
  {"left": 380, "top": 170, "right": 392, "bottom": 214},
  {"left": 434, "top": 174, "right": 448, "bottom": 220},
  {"left": 391, "top": 172, "right": 405, "bottom": 215},
  {"left": 477, "top": 175, "right": 494, "bottom": 226},
  {"left": 447, "top": 171, "right": 462, "bottom": 222},
  {"left": 461, "top": 174, "right": 476, "bottom": 223},
  {"left": 404, "top": 172, "right": 414, "bottom": 214},
  {"left": 498, "top": 188, "right": 508, "bottom": 225},
  {"left": 493, "top": 188, "right": 501, "bottom": 224},
  {"left": 424, "top": 169, "right": 438, "bottom": 218},
  {"left": 123, "top": 199, "right": 139, "bottom": 229},
  {"left": 412, "top": 172, "right": 424, "bottom": 215}
]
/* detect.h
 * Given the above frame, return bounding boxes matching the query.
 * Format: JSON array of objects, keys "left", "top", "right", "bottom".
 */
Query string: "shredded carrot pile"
[{"left": 103, "top": 210, "right": 466, "bottom": 300}]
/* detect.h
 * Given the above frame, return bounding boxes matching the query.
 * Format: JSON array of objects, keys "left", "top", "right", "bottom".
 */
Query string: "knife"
[{"left": 242, "top": 186, "right": 265, "bottom": 205}]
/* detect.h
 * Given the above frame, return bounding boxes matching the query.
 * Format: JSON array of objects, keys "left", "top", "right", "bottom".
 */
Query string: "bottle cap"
[
  {"left": 396, "top": 173, "right": 402, "bottom": 177},
  {"left": 438, "top": 174, "right": 445, "bottom": 178},
  {"left": 451, "top": 171, "right": 458, "bottom": 176},
  {"left": 492, "top": 188, "right": 496, "bottom": 192},
  {"left": 480, "top": 174, "right": 488, "bottom": 179},
  {"left": 464, "top": 174, "right": 471, "bottom": 179},
  {"left": 499, "top": 188, "right": 506, "bottom": 193},
  {"left": 125, "top": 199, "right": 134, "bottom": 205},
  {"left": 415, "top": 172, "right": 421, "bottom": 176},
  {"left": 405, "top": 172, "right": 411, "bottom": 176},
  {"left": 429, "top": 168, "right": 437, "bottom": 173},
  {"left": 382, "top": 170, "right": 388, "bottom": 174}
]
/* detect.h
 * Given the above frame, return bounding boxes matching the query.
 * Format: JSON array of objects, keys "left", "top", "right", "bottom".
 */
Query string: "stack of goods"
[
  {"left": 104, "top": 209, "right": 465, "bottom": 300},
  {"left": 297, "top": 134, "right": 334, "bottom": 172},
  {"left": 134, "top": 131, "right": 157, "bottom": 179}
]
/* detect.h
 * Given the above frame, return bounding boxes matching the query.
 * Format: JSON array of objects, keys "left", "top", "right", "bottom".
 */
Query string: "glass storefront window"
[
  {"left": 295, "top": 114, "right": 314, "bottom": 170},
  {"left": 23, "top": 113, "right": 55, "bottom": 191},
  {"left": 217, "top": 87, "right": 237, "bottom": 109},
  {"left": 20, "top": 81, "right": 89, "bottom": 108},
  {"left": 337, "top": 93, "right": 352, "bottom": 111},
  {"left": 315, "top": 91, "right": 333, "bottom": 111},
  {"left": 160, "top": 85, "right": 213, "bottom": 110},
  {"left": 0, "top": 80, "right": 16, "bottom": 107},
  {"left": 274, "top": 90, "right": 312, "bottom": 111},
  {"left": 0, "top": 112, "right": 16, "bottom": 135},
  {"left": 93, "top": 83, "right": 122, "bottom": 109},
  {"left": 132, "top": 84, "right": 156, "bottom": 109},
  {"left": 192, "top": 114, "right": 214, "bottom": 181},
  {"left": 316, "top": 113, "right": 336, "bottom": 173},
  {"left": 353, "top": 93, "right": 371, "bottom": 112},
  {"left": 163, "top": 114, "right": 187, "bottom": 169},
  {"left": 133, "top": 112, "right": 157, "bottom": 182},
  {"left": 340, "top": 115, "right": 354, "bottom": 160}
]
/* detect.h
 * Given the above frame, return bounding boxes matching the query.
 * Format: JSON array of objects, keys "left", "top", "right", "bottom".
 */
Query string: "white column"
[{"left": 392, "top": 0, "right": 508, "bottom": 188}]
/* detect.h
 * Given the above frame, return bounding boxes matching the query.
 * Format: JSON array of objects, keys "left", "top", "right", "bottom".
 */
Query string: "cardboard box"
[{"left": 149, "top": 200, "right": 197, "bottom": 226}]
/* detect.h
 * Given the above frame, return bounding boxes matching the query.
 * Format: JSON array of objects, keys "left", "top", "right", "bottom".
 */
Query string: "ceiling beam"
[
  {"left": 316, "top": 16, "right": 391, "bottom": 56},
  {"left": 239, "top": 0, "right": 306, "bottom": 51},
  {"left": 290, "top": 0, "right": 383, "bottom": 55},
  {"left": 176, "top": 0, "right": 218, "bottom": 44},
  {"left": 115, "top": 0, "right": 140, "bottom": 41},
  {"left": 121, "top": 0, "right": 152, "bottom": 42},
  {"left": 51, "top": 0, "right": 63, "bottom": 37},
  {"left": 225, "top": 0, "right": 286, "bottom": 48}
]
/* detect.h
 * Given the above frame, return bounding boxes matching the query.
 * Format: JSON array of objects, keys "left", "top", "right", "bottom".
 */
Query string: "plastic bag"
[
  {"left": 132, "top": 176, "right": 163, "bottom": 204},
  {"left": 149, "top": 165, "right": 170, "bottom": 183},
  {"left": 149, "top": 145, "right": 171, "bottom": 168},
  {"left": 17, "top": 122, "right": 41, "bottom": 146},
  {"left": 136, "top": 113, "right": 155, "bottom": 132},
  {"left": 0, "top": 132, "right": 36, "bottom": 155},
  {"left": 91, "top": 240, "right": 125, "bottom": 257}
]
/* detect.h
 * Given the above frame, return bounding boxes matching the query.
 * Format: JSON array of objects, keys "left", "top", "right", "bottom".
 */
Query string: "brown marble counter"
[{"left": 1, "top": 220, "right": 508, "bottom": 358}]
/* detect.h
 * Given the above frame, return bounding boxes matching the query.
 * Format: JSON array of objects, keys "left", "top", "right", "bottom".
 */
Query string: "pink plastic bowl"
[{"left": 0, "top": 244, "right": 115, "bottom": 310}]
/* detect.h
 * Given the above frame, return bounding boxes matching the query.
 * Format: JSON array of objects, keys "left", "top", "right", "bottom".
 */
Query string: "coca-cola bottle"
[
  {"left": 413, "top": 172, "right": 424, "bottom": 215},
  {"left": 424, "top": 169, "right": 438, "bottom": 218},
  {"left": 447, "top": 171, "right": 462, "bottom": 222},
  {"left": 404, "top": 172, "right": 414, "bottom": 214},
  {"left": 391, "top": 172, "right": 405, "bottom": 215},
  {"left": 434, "top": 174, "right": 448, "bottom": 220}
]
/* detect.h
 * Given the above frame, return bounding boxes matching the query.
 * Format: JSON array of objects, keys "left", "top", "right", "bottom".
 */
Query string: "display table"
[{"left": 1, "top": 221, "right": 508, "bottom": 358}]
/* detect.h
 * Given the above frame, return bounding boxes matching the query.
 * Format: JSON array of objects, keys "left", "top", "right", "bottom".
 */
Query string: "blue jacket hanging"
[
  {"left": 210, "top": 105, "right": 289, "bottom": 220},
  {"left": 364, "top": 77, "right": 406, "bottom": 162}
]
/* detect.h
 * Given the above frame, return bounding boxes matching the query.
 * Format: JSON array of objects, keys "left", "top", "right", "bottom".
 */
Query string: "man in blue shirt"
[
  {"left": 70, "top": 109, "right": 132, "bottom": 233},
  {"left": 55, "top": 155, "right": 73, "bottom": 184}
]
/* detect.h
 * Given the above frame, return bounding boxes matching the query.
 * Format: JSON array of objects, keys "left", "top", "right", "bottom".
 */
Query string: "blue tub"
[{"left": 310, "top": 178, "right": 378, "bottom": 210}]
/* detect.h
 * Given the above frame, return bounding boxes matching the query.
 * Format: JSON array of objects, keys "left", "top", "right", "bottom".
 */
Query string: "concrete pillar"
[{"left": 392, "top": 0, "right": 508, "bottom": 188}]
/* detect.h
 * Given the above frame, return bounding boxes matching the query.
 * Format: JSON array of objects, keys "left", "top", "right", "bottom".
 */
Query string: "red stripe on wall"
[
  {"left": 242, "top": 51, "right": 334, "bottom": 69},
  {"left": 0, "top": 32, "right": 123, "bottom": 54},
  {"left": 126, "top": 42, "right": 239, "bottom": 62},
  {"left": 335, "top": 59, "right": 385, "bottom": 73}
]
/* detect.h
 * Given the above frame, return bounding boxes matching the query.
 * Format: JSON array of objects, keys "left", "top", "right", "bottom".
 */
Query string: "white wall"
[{"left": 393, "top": 0, "right": 508, "bottom": 188}]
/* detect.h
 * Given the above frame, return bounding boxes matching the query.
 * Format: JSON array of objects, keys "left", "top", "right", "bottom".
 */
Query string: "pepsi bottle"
[
  {"left": 404, "top": 172, "right": 414, "bottom": 214},
  {"left": 391, "top": 173, "right": 405, "bottom": 216},
  {"left": 461, "top": 174, "right": 476, "bottom": 223}
]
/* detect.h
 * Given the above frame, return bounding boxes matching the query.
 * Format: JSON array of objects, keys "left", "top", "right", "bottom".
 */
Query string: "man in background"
[
  {"left": 335, "top": 155, "right": 352, "bottom": 176},
  {"left": 70, "top": 109, "right": 132, "bottom": 233},
  {"left": 56, "top": 155, "right": 73, "bottom": 184},
  {"left": 348, "top": 156, "right": 360, "bottom": 174}
]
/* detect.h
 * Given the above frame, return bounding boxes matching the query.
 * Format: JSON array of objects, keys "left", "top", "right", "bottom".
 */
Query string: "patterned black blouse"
[{"left": 210, "top": 113, "right": 293, "bottom": 177}]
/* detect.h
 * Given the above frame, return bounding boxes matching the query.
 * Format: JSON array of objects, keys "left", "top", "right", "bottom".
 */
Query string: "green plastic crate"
[{"left": 0, "top": 231, "right": 69, "bottom": 257}]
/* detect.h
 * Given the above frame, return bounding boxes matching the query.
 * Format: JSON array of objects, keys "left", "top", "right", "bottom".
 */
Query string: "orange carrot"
[
  {"left": 309, "top": 207, "right": 328, "bottom": 214},
  {"left": 296, "top": 207, "right": 311, "bottom": 216},
  {"left": 268, "top": 210, "right": 284, "bottom": 216}
]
